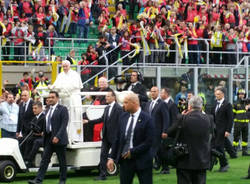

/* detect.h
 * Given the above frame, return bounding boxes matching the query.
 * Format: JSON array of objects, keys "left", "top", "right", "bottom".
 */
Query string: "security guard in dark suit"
[
  {"left": 212, "top": 86, "right": 233, "bottom": 172},
  {"left": 232, "top": 89, "right": 250, "bottom": 156}
]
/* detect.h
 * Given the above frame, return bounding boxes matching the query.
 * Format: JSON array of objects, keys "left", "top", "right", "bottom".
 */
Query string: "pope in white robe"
[{"left": 50, "top": 60, "right": 83, "bottom": 143}]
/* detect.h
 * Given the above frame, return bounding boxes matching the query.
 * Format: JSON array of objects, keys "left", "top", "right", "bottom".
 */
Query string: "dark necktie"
[
  {"left": 24, "top": 103, "right": 27, "bottom": 112},
  {"left": 149, "top": 101, "right": 154, "bottom": 115},
  {"left": 46, "top": 107, "right": 53, "bottom": 133},
  {"left": 106, "top": 105, "right": 110, "bottom": 120},
  {"left": 215, "top": 101, "right": 220, "bottom": 113},
  {"left": 122, "top": 115, "right": 134, "bottom": 155}
]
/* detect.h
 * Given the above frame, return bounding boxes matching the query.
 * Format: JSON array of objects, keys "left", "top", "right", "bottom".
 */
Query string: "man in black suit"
[
  {"left": 145, "top": 86, "right": 170, "bottom": 174},
  {"left": 212, "top": 86, "right": 233, "bottom": 172},
  {"left": 160, "top": 88, "right": 179, "bottom": 127},
  {"left": 160, "top": 87, "right": 179, "bottom": 173},
  {"left": 122, "top": 71, "right": 148, "bottom": 107},
  {"left": 83, "top": 90, "right": 123, "bottom": 180},
  {"left": 166, "top": 96, "right": 212, "bottom": 184},
  {"left": 16, "top": 90, "right": 35, "bottom": 138},
  {"left": 28, "top": 91, "right": 69, "bottom": 184},
  {"left": 25, "top": 101, "right": 45, "bottom": 168},
  {"left": 107, "top": 93, "right": 154, "bottom": 184}
]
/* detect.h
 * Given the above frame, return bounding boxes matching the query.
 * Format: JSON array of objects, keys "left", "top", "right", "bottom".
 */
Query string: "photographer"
[
  {"left": 232, "top": 89, "right": 250, "bottom": 156},
  {"left": 116, "top": 70, "right": 148, "bottom": 108},
  {"left": 166, "top": 96, "right": 212, "bottom": 184}
]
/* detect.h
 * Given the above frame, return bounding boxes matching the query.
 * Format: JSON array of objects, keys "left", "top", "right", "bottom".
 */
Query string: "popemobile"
[{"left": 0, "top": 88, "right": 130, "bottom": 182}]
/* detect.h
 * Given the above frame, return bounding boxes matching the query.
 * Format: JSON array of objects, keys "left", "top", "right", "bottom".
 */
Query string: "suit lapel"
[
  {"left": 133, "top": 112, "right": 144, "bottom": 135},
  {"left": 152, "top": 99, "right": 161, "bottom": 114}
]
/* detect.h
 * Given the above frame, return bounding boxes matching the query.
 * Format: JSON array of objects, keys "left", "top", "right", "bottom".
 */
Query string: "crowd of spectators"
[{"left": 0, "top": 0, "right": 249, "bottom": 65}]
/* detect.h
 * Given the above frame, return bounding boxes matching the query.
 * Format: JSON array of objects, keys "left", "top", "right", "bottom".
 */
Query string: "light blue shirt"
[{"left": 0, "top": 101, "right": 19, "bottom": 132}]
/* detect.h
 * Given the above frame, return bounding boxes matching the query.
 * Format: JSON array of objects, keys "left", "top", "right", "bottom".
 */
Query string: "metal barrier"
[{"left": 1, "top": 37, "right": 249, "bottom": 66}]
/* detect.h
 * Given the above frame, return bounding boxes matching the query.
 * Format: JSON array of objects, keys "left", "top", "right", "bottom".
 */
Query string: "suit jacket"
[
  {"left": 30, "top": 113, "right": 46, "bottom": 135},
  {"left": 167, "top": 111, "right": 212, "bottom": 170},
  {"left": 44, "top": 104, "right": 69, "bottom": 146},
  {"left": 211, "top": 100, "right": 233, "bottom": 146},
  {"left": 17, "top": 100, "right": 35, "bottom": 134},
  {"left": 110, "top": 111, "right": 154, "bottom": 170},
  {"left": 145, "top": 99, "right": 170, "bottom": 135},
  {"left": 124, "top": 82, "right": 148, "bottom": 106},
  {"left": 89, "top": 102, "right": 123, "bottom": 144},
  {"left": 165, "top": 99, "right": 179, "bottom": 127}
]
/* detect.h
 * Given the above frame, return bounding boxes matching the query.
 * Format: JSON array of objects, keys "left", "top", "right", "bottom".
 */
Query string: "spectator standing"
[
  {"left": 0, "top": 93, "right": 19, "bottom": 138},
  {"left": 77, "top": 1, "right": 93, "bottom": 41}
]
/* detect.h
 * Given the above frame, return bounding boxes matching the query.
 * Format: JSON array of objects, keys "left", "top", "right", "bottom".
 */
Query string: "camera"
[
  {"left": 114, "top": 73, "right": 131, "bottom": 84},
  {"left": 174, "top": 143, "right": 189, "bottom": 157}
]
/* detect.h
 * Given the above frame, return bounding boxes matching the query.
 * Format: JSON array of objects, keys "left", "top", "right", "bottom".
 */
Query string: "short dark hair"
[
  {"left": 215, "top": 86, "right": 226, "bottom": 94},
  {"left": 162, "top": 87, "right": 170, "bottom": 94},
  {"left": 33, "top": 101, "right": 43, "bottom": 108},
  {"left": 108, "top": 89, "right": 116, "bottom": 98},
  {"left": 23, "top": 72, "right": 29, "bottom": 76},
  {"left": 49, "top": 91, "right": 59, "bottom": 98}
]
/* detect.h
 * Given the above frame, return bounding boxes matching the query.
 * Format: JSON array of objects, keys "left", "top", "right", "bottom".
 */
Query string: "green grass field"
[{"left": 11, "top": 155, "right": 250, "bottom": 184}]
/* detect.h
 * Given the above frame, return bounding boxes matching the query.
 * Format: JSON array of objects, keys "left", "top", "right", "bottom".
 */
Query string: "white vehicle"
[{"left": 0, "top": 91, "right": 129, "bottom": 182}]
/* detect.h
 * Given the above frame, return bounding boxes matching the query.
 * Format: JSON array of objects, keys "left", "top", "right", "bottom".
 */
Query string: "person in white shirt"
[
  {"left": 49, "top": 60, "right": 83, "bottom": 142},
  {"left": 0, "top": 93, "right": 19, "bottom": 138}
]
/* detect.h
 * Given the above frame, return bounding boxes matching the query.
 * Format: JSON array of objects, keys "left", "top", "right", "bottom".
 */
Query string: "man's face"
[
  {"left": 238, "top": 93, "right": 245, "bottom": 100},
  {"left": 160, "top": 89, "right": 167, "bottom": 100},
  {"left": 150, "top": 87, "right": 159, "bottom": 100},
  {"left": 105, "top": 92, "right": 115, "bottom": 104},
  {"left": 187, "top": 93, "right": 193, "bottom": 101},
  {"left": 130, "top": 72, "right": 138, "bottom": 83},
  {"left": 98, "top": 78, "right": 108, "bottom": 89},
  {"left": 123, "top": 97, "right": 133, "bottom": 113},
  {"left": 6, "top": 94, "right": 14, "bottom": 104},
  {"left": 32, "top": 105, "right": 43, "bottom": 115},
  {"left": 48, "top": 93, "right": 58, "bottom": 105},
  {"left": 21, "top": 91, "right": 29, "bottom": 102},
  {"left": 62, "top": 63, "right": 70, "bottom": 73},
  {"left": 215, "top": 90, "right": 224, "bottom": 100}
]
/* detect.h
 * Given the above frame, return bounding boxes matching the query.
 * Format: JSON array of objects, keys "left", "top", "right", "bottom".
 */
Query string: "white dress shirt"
[
  {"left": 46, "top": 103, "right": 58, "bottom": 132},
  {"left": 108, "top": 101, "right": 115, "bottom": 117}
]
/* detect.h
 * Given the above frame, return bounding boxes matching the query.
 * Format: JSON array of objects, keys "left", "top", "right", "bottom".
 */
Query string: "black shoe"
[
  {"left": 59, "top": 180, "right": 66, "bottom": 184},
  {"left": 28, "top": 179, "right": 42, "bottom": 184},
  {"left": 241, "top": 175, "right": 250, "bottom": 179},
  {"left": 94, "top": 176, "right": 106, "bottom": 181},
  {"left": 160, "top": 169, "right": 170, "bottom": 174},
  {"left": 218, "top": 165, "right": 229, "bottom": 172}
]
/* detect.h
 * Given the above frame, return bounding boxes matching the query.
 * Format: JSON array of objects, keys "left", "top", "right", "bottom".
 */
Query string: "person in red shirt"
[
  {"left": 2, "top": 19, "right": 12, "bottom": 61},
  {"left": 119, "top": 30, "right": 131, "bottom": 65},
  {"left": 69, "top": 3, "right": 79, "bottom": 37},
  {"left": 98, "top": 10, "right": 109, "bottom": 33},
  {"left": 78, "top": 53, "right": 91, "bottom": 84},
  {"left": 19, "top": 0, "right": 34, "bottom": 17},
  {"left": 35, "top": 6, "right": 46, "bottom": 26},
  {"left": 187, "top": 22, "right": 198, "bottom": 64}
]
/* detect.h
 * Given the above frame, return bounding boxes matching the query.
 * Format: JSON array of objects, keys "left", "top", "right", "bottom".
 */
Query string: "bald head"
[
  {"left": 123, "top": 93, "right": 140, "bottom": 113},
  {"left": 150, "top": 86, "right": 159, "bottom": 100}
]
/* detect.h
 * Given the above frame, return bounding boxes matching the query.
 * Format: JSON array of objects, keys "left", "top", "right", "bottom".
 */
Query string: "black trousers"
[
  {"left": 120, "top": 159, "right": 152, "bottom": 184},
  {"left": 233, "top": 122, "right": 249, "bottom": 145},
  {"left": 36, "top": 140, "right": 67, "bottom": 182},
  {"left": 216, "top": 143, "right": 228, "bottom": 167},
  {"left": 224, "top": 137, "right": 236, "bottom": 157},
  {"left": 177, "top": 168, "right": 207, "bottom": 184},
  {"left": 99, "top": 139, "right": 112, "bottom": 177},
  {"left": 28, "top": 138, "right": 43, "bottom": 162},
  {"left": 24, "top": 136, "right": 43, "bottom": 161}
]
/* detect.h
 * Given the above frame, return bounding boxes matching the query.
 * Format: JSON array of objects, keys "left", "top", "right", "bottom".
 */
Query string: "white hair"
[
  {"left": 62, "top": 60, "right": 71, "bottom": 66},
  {"left": 188, "top": 96, "right": 203, "bottom": 110}
]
